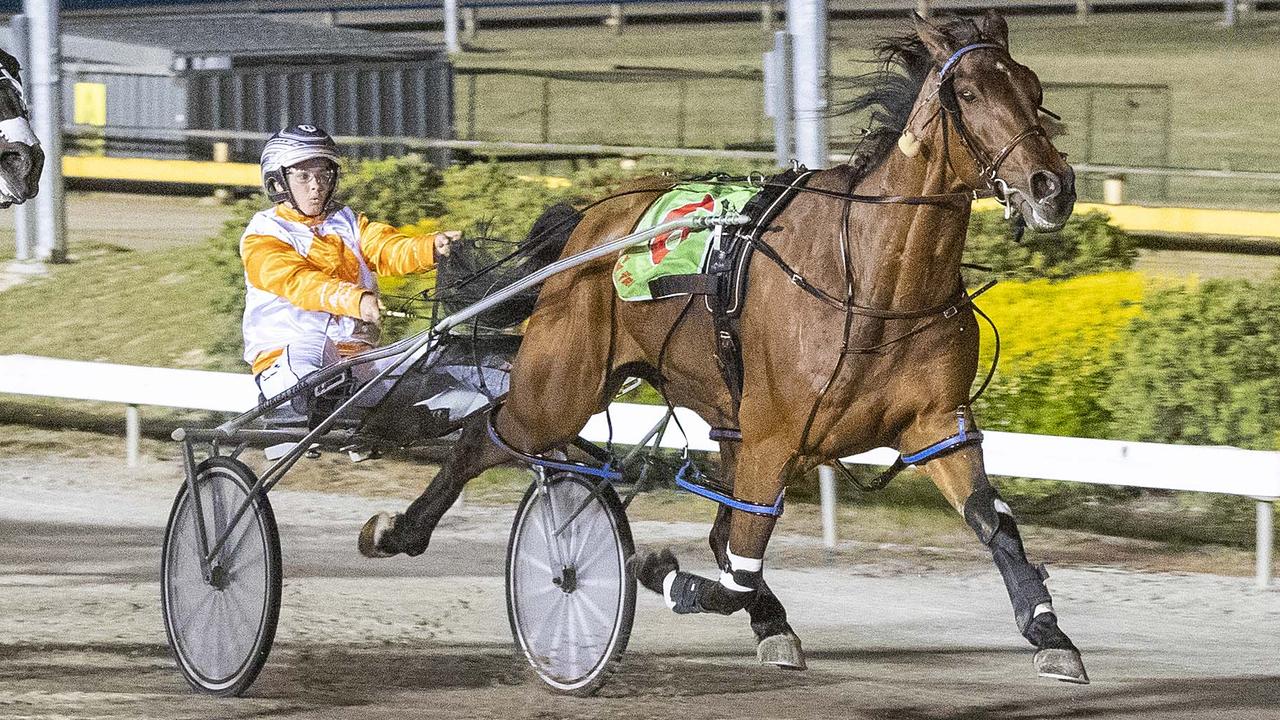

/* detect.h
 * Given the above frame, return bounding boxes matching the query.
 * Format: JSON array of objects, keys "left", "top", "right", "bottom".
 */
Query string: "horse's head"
[
  {"left": 0, "top": 49, "right": 42, "bottom": 208},
  {"left": 906, "top": 12, "right": 1074, "bottom": 231}
]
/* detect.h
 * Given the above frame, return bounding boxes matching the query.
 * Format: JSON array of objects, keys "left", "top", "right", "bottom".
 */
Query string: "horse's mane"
[{"left": 834, "top": 18, "right": 987, "bottom": 174}]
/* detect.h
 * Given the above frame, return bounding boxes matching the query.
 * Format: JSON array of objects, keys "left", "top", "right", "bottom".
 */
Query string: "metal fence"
[
  {"left": 454, "top": 66, "right": 1177, "bottom": 184},
  {"left": 185, "top": 60, "right": 454, "bottom": 166}
]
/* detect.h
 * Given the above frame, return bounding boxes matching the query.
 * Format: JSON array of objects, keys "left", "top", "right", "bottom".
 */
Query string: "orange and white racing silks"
[{"left": 240, "top": 203, "right": 435, "bottom": 393}]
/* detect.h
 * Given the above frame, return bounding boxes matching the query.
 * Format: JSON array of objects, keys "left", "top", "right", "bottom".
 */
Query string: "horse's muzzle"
[
  {"left": 1010, "top": 164, "right": 1075, "bottom": 232},
  {"left": 0, "top": 142, "right": 43, "bottom": 204}
]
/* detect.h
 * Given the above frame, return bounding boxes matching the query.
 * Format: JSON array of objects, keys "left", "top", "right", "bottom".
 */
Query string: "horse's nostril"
[
  {"left": 1029, "top": 170, "right": 1061, "bottom": 203},
  {"left": 0, "top": 149, "right": 28, "bottom": 175}
]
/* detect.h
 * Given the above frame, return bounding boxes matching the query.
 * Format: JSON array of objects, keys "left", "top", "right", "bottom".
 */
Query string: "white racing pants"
[{"left": 254, "top": 333, "right": 410, "bottom": 411}]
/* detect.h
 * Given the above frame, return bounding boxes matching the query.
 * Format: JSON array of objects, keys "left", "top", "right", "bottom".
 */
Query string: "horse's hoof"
[
  {"left": 1034, "top": 648, "right": 1089, "bottom": 684},
  {"left": 757, "top": 632, "right": 807, "bottom": 670},
  {"left": 358, "top": 512, "right": 399, "bottom": 558}
]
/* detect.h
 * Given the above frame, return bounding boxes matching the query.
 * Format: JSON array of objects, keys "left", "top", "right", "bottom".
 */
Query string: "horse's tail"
[
  {"left": 438, "top": 202, "right": 582, "bottom": 329},
  {"left": 522, "top": 202, "right": 582, "bottom": 269}
]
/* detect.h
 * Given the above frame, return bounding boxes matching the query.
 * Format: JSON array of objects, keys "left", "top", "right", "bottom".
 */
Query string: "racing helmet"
[{"left": 260, "top": 124, "right": 341, "bottom": 209}]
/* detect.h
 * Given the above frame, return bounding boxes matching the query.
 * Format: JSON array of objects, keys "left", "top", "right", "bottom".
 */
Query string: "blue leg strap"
[
  {"left": 900, "top": 408, "right": 984, "bottom": 466},
  {"left": 674, "top": 460, "right": 785, "bottom": 517},
  {"left": 485, "top": 405, "right": 623, "bottom": 482}
]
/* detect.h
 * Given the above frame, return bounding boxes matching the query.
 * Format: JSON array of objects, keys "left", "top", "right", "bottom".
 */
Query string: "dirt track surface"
[{"left": 2, "top": 446, "right": 1278, "bottom": 720}]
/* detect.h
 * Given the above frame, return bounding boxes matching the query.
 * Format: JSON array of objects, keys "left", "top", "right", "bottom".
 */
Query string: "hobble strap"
[
  {"left": 674, "top": 460, "right": 784, "bottom": 517},
  {"left": 899, "top": 407, "right": 984, "bottom": 466}
]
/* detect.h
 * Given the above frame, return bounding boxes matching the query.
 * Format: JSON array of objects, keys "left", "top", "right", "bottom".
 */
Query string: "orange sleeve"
[
  {"left": 357, "top": 213, "right": 436, "bottom": 276},
  {"left": 242, "top": 233, "right": 366, "bottom": 318}
]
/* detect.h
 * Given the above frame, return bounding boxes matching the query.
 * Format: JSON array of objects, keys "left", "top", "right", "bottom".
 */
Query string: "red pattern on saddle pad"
[{"left": 650, "top": 194, "right": 715, "bottom": 265}]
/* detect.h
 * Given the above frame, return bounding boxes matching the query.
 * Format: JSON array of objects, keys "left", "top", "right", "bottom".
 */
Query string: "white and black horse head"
[{"left": 0, "top": 48, "right": 42, "bottom": 208}]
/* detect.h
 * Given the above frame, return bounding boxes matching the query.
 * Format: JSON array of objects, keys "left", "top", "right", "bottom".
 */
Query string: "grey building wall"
[
  {"left": 62, "top": 68, "right": 189, "bottom": 159},
  {"left": 186, "top": 59, "right": 454, "bottom": 165}
]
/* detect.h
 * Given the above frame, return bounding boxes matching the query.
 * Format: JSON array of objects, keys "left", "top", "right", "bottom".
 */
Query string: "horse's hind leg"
[
  {"left": 359, "top": 412, "right": 510, "bottom": 557},
  {"left": 362, "top": 266, "right": 618, "bottom": 558},
  {"left": 907, "top": 410, "right": 1089, "bottom": 684}
]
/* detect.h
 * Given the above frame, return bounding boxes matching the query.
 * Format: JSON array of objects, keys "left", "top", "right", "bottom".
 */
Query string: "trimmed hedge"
[
  {"left": 964, "top": 208, "right": 1138, "bottom": 281},
  {"left": 971, "top": 272, "right": 1144, "bottom": 438},
  {"left": 1108, "top": 276, "right": 1280, "bottom": 450}
]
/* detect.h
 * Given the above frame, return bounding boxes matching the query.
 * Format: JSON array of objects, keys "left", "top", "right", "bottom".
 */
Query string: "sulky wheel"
[
  {"left": 161, "top": 457, "right": 282, "bottom": 697},
  {"left": 505, "top": 471, "right": 636, "bottom": 695}
]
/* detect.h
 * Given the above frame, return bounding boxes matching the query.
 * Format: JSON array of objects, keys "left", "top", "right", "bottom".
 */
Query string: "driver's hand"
[
  {"left": 434, "top": 230, "right": 462, "bottom": 258},
  {"left": 359, "top": 292, "right": 381, "bottom": 324}
]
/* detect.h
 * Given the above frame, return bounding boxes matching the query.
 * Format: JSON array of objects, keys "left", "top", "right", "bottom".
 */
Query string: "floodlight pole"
[
  {"left": 8, "top": 14, "right": 34, "bottom": 261},
  {"left": 787, "top": 0, "right": 829, "bottom": 169},
  {"left": 25, "top": 0, "right": 65, "bottom": 263}
]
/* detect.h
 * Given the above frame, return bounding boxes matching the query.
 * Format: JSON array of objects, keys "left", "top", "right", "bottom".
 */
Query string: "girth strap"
[{"left": 648, "top": 273, "right": 718, "bottom": 298}]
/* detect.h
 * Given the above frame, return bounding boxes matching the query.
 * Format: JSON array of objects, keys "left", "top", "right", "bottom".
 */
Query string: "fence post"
[
  {"left": 676, "top": 81, "right": 688, "bottom": 148},
  {"left": 764, "top": 31, "right": 794, "bottom": 167},
  {"left": 1258, "top": 500, "right": 1273, "bottom": 588},
  {"left": 126, "top": 404, "right": 140, "bottom": 468},
  {"left": 540, "top": 78, "right": 551, "bottom": 144},
  {"left": 1103, "top": 174, "right": 1125, "bottom": 205},
  {"left": 444, "top": 0, "right": 463, "bottom": 55},
  {"left": 462, "top": 7, "right": 477, "bottom": 41},
  {"left": 819, "top": 464, "right": 837, "bottom": 549},
  {"left": 606, "top": 3, "right": 625, "bottom": 34},
  {"left": 466, "top": 74, "right": 477, "bottom": 140},
  {"left": 1075, "top": 0, "right": 1090, "bottom": 23},
  {"left": 761, "top": 1, "right": 775, "bottom": 31}
]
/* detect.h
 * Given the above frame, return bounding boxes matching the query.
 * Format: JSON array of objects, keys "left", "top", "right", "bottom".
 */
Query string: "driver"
[{"left": 239, "top": 124, "right": 458, "bottom": 403}]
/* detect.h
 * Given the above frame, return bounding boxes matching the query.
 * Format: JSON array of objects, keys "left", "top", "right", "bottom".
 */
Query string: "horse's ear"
[
  {"left": 981, "top": 10, "right": 1009, "bottom": 48},
  {"left": 912, "top": 12, "right": 954, "bottom": 62}
]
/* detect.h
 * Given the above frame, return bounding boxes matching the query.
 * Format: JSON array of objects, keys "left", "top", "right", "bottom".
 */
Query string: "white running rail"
[{"left": 1, "top": 354, "right": 1275, "bottom": 586}]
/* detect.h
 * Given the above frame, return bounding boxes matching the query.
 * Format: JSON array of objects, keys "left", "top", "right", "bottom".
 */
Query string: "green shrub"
[
  {"left": 334, "top": 155, "right": 445, "bottom": 227},
  {"left": 204, "top": 199, "right": 265, "bottom": 369},
  {"left": 970, "top": 272, "right": 1144, "bottom": 438},
  {"left": 964, "top": 209, "right": 1137, "bottom": 281},
  {"left": 435, "top": 161, "right": 581, "bottom": 239},
  {"left": 1107, "top": 276, "right": 1280, "bottom": 449}
]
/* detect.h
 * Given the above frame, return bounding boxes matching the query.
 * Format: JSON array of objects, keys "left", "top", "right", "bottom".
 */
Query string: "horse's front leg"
[
  {"left": 631, "top": 444, "right": 804, "bottom": 667},
  {"left": 907, "top": 408, "right": 1089, "bottom": 684}
]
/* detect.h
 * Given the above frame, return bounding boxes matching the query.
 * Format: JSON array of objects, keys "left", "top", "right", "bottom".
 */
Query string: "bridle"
[{"left": 932, "top": 42, "right": 1056, "bottom": 209}]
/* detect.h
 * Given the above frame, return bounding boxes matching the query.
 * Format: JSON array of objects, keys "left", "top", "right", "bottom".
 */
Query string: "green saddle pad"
[{"left": 613, "top": 181, "right": 760, "bottom": 302}]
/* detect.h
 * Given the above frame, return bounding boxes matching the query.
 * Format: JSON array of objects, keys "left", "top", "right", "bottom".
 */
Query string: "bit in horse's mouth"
[{"left": 1009, "top": 189, "right": 1071, "bottom": 233}]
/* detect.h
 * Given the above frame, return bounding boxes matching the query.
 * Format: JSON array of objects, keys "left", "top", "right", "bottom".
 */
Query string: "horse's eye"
[{"left": 959, "top": 90, "right": 977, "bottom": 102}]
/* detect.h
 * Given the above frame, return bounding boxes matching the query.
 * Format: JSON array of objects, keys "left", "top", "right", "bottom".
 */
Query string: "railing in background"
[
  {"left": 61, "top": 124, "right": 1280, "bottom": 216},
  {"left": 0, "top": 353, "right": 1275, "bottom": 587}
]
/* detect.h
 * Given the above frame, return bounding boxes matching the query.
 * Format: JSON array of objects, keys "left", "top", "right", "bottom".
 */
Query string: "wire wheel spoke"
[
  {"left": 506, "top": 473, "right": 635, "bottom": 695},
  {"left": 162, "top": 459, "right": 281, "bottom": 697}
]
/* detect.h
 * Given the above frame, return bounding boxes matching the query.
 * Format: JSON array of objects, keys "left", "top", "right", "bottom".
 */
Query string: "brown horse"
[{"left": 362, "top": 12, "right": 1087, "bottom": 683}]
